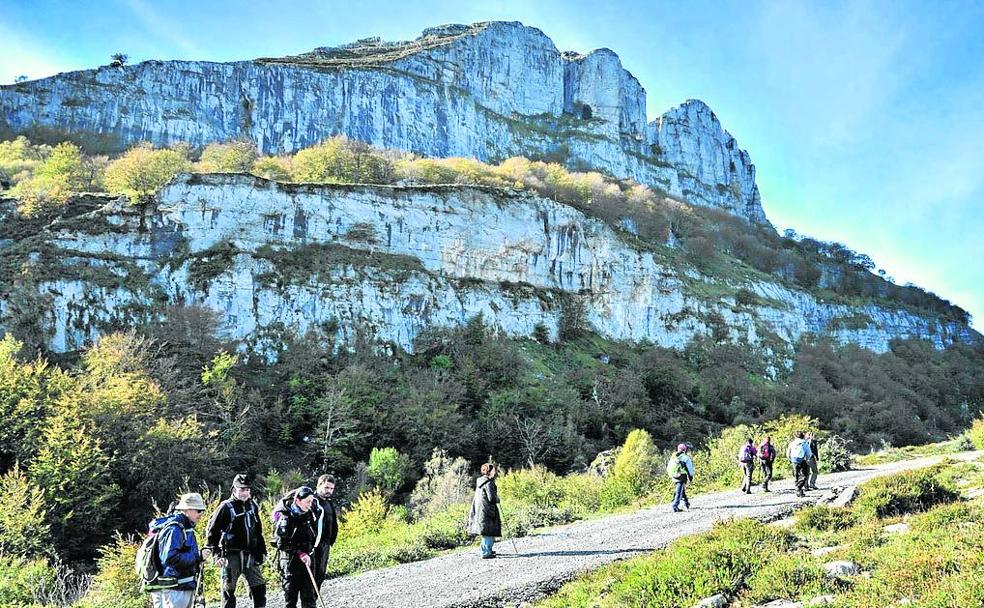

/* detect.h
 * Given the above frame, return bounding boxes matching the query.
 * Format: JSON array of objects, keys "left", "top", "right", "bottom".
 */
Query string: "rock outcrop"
[
  {"left": 0, "top": 21, "right": 766, "bottom": 223},
  {"left": 0, "top": 175, "right": 975, "bottom": 355}
]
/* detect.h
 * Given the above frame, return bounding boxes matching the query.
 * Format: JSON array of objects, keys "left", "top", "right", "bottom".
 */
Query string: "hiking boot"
[
  {"left": 672, "top": 507, "right": 682, "bottom": 512},
  {"left": 482, "top": 552, "right": 497, "bottom": 559}
]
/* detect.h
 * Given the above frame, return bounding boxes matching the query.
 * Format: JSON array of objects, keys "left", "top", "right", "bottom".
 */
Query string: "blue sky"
[{"left": 2, "top": 0, "right": 983, "bottom": 328}]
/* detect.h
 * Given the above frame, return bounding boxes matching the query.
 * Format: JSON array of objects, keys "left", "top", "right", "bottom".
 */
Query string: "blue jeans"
[
  {"left": 481, "top": 536, "right": 495, "bottom": 556},
  {"left": 672, "top": 479, "right": 689, "bottom": 510}
]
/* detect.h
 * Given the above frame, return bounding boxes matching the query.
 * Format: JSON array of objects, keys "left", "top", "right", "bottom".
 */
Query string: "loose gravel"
[{"left": 263, "top": 451, "right": 980, "bottom": 608}]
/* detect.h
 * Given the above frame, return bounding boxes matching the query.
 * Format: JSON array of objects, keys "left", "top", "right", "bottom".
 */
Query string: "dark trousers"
[
  {"left": 313, "top": 544, "right": 331, "bottom": 590},
  {"left": 671, "top": 479, "right": 689, "bottom": 510},
  {"left": 221, "top": 551, "right": 266, "bottom": 608},
  {"left": 280, "top": 557, "right": 316, "bottom": 608},
  {"left": 760, "top": 460, "right": 774, "bottom": 490},
  {"left": 793, "top": 459, "right": 810, "bottom": 495},
  {"left": 741, "top": 461, "right": 755, "bottom": 492}
]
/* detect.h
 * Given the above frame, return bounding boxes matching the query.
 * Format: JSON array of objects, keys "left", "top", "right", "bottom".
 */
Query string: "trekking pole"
[
  {"left": 193, "top": 563, "right": 206, "bottom": 608},
  {"left": 302, "top": 557, "right": 329, "bottom": 608}
]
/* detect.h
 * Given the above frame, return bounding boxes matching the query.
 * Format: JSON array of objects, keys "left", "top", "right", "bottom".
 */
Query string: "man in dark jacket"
[
  {"left": 149, "top": 492, "right": 205, "bottom": 608},
  {"left": 467, "top": 463, "right": 501, "bottom": 559},
  {"left": 272, "top": 486, "right": 318, "bottom": 608},
  {"left": 806, "top": 432, "right": 820, "bottom": 490},
  {"left": 311, "top": 474, "right": 339, "bottom": 591},
  {"left": 204, "top": 474, "right": 267, "bottom": 608}
]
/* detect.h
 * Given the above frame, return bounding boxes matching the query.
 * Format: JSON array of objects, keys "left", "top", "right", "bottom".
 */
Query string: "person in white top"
[
  {"left": 786, "top": 431, "right": 813, "bottom": 497},
  {"left": 667, "top": 443, "right": 695, "bottom": 512}
]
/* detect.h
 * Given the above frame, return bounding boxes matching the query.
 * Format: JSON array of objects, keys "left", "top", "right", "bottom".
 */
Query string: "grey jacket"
[{"left": 467, "top": 475, "right": 501, "bottom": 537}]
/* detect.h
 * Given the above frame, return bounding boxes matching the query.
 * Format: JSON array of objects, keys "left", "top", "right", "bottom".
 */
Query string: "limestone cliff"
[
  {"left": 0, "top": 22, "right": 766, "bottom": 223},
  {"left": 0, "top": 175, "right": 975, "bottom": 357}
]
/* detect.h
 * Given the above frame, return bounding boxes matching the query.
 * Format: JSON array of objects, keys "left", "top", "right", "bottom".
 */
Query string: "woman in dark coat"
[{"left": 468, "top": 463, "right": 501, "bottom": 558}]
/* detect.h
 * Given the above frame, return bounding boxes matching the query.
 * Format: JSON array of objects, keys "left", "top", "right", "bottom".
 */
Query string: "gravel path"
[{"left": 264, "top": 451, "right": 980, "bottom": 608}]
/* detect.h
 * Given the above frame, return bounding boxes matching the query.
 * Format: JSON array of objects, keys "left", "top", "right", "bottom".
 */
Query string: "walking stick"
[
  {"left": 193, "top": 563, "right": 206, "bottom": 608},
  {"left": 302, "top": 557, "right": 329, "bottom": 608}
]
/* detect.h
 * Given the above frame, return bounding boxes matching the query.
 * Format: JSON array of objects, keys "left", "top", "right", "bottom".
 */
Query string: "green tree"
[
  {"left": 28, "top": 405, "right": 120, "bottom": 561},
  {"left": 609, "top": 429, "right": 658, "bottom": 497},
  {"left": 0, "top": 463, "right": 50, "bottom": 557},
  {"left": 103, "top": 143, "right": 191, "bottom": 203},
  {"left": 251, "top": 155, "right": 293, "bottom": 181},
  {"left": 367, "top": 447, "right": 412, "bottom": 497},
  {"left": 12, "top": 142, "right": 88, "bottom": 215},
  {"left": 196, "top": 140, "right": 258, "bottom": 173}
]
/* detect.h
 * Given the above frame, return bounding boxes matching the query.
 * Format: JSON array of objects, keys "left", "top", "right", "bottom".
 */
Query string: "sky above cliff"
[{"left": 2, "top": 0, "right": 982, "bottom": 328}]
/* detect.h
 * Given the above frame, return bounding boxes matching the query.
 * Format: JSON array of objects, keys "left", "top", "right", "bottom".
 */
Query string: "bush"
[
  {"left": 0, "top": 554, "right": 57, "bottom": 608},
  {"left": 74, "top": 536, "right": 143, "bottom": 608},
  {"left": 795, "top": 505, "right": 858, "bottom": 532},
  {"left": 103, "top": 143, "right": 191, "bottom": 203},
  {"left": 608, "top": 429, "right": 658, "bottom": 498},
  {"left": 0, "top": 463, "right": 50, "bottom": 556},
  {"left": 12, "top": 142, "right": 89, "bottom": 215},
  {"left": 854, "top": 466, "right": 960, "bottom": 521},
  {"left": 251, "top": 155, "right": 293, "bottom": 181},
  {"left": 408, "top": 449, "right": 470, "bottom": 518},
  {"left": 741, "top": 553, "right": 837, "bottom": 604},
  {"left": 968, "top": 413, "right": 984, "bottom": 450},
  {"left": 196, "top": 140, "right": 258, "bottom": 173},
  {"left": 367, "top": 447, "right": 412, "bottom": 496}
]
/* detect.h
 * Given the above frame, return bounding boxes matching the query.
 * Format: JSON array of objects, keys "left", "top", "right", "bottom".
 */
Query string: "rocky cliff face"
[
  {"left": 1, "top": 175, "right": 974, "bottom": 357},
  {"left": 0, "top": 21, "right": 766, "bottom": 224}
]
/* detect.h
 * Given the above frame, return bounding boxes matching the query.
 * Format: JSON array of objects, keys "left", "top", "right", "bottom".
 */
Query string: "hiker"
[
  {"left": 806, "top": 432, "right": 820, "bottom": 490},
  {"left": 758, "top": 435, "right": 776, "bottom": 492},
  {"left": 272, "top": 486, "right": 319, "bottom": 608},
  {"left": 204, "top": 474, "right": 267, "bottom": 608},
  {"left": 149, "top": 492, "right": 206, "bottom": 608},
  {"left": 787, "top": 431, "right": 813, "bottom": 497},
  {"left": 468, "top": 463, "right": 501, "bottom": 559},
  {"left": 737, "top": 437, "right": 757, "bottom": 493},
  {"left": 311, "top": 474, "right": 339, "bottom": 591},
  {"left": 668, "top": 443, "right": 695, "bottom": 512}
]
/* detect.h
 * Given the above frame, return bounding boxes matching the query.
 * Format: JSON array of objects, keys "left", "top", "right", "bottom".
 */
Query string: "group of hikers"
[
  {"left": 666, "top": 430, "right": 821, "bottom": 513},
  {"left": 141, "top": 433, "right": 822, "bottom": 607},
  {"left": 141, "top": 465, "right": 504, "bottom": 608},
  {"left": 143, "top": 474, "right": 338, "bottom": 608}
]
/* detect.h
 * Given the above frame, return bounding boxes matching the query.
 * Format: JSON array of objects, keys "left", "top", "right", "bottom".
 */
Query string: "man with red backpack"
[
  {"left": 737, "top": 438, "right": 757, "bottom": 493},
  {"left": 758, "top": 436, "right": 777, "bottom": 492}
]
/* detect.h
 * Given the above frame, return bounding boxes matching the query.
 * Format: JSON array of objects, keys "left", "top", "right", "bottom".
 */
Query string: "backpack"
[
  {"left": 666, "top": 456, "right": 688, "bottom": 479},
  {"left": 739, "top": 444, "right": 756, "bottom": 463},
  {"left": 134, "top": 518, "right": 187, "bottom": 592},
  {"left": 759, "top": 443, "right": 775, "bottom": 461}
]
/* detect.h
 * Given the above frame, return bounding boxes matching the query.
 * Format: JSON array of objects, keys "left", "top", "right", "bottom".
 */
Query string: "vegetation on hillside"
[{"left": 0, "top": 135, "right": 970, "bottom": 323}]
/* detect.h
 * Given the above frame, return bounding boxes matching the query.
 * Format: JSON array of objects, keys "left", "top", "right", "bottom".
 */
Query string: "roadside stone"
[
  {"left": 882, "top": 522, "right": 910, "bottom": 534},
  {"left": 830, "top": 486, "right": 857, "bottom": 508},
  {"left": 824, "top": 560, "right": 860, "bottom": 578},
  {"left": 692, "top": 594, "right": 728, "bottom": 608},
  {"left": 756, "top": 600, "right": 802, "bottom": 608}
]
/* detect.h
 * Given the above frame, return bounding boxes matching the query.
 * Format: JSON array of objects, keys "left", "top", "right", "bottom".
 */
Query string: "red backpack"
[{"left": 759, "top": 442, "right": 775, "bottom": 461}]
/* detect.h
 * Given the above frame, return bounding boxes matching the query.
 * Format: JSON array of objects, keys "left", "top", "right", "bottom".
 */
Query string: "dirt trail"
[{"left": 263, "top": 451, "right": 980, "bottom": 608}]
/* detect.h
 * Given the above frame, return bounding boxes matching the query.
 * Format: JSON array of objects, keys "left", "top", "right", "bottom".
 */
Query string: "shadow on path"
[{"left": 497, "top": 547, "right": 657, "bottom": 559}]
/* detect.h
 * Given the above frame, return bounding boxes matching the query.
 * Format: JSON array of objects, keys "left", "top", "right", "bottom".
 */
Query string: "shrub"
[
  {"left": 741, "top": 553, "right": 837, "bottom": 604},
  {"left": 0, "top": 554, "right": 57, "bottom": 608},
  {"left": 74, "top": 536, "right": 143, "bottom": 608},
  {"left": 367, "top": 447, "right": 412, "bottom": 496},
  {"left": 251, "top": 155, "right": 293, "bottom": 181},
  {"left": 0, "top": 463, "right": 50, "bottom": 556},
  {"left": 12, "top": 142, "right": 88, "bottom": 215},
  {"left": 968, "top": 413, "right": 984, "bottom": 450},
  {"left": 292, "top": 137, "right": 393, "bottom": 183},
  {"left": 795, "top": 505, "right": 858, "bottom": 532},
  {"left": 343, "top": 488, "right": 391, "bottom": 537},
  {"left": 607, "top": 429, "right": 658, "bottom": 498},
  {"left": 103, "top": 143, "right": 191, "bottom": 203},
  {"left": 854, "top": 466, "right": 960, "bottom": 521},
  {"left": 196, "top": 140, "right": 258, "bottom": 173},
  {"left": 408, "top": 449, "right": 470, "bottom": 518}
]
